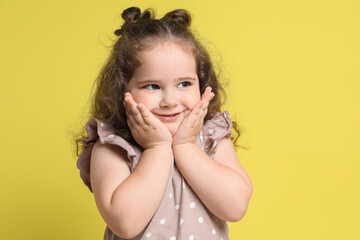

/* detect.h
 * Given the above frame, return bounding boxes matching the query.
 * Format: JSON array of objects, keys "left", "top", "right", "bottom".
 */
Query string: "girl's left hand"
[{"left": 172, "top": 87, "right": 215, "bottom": 146}]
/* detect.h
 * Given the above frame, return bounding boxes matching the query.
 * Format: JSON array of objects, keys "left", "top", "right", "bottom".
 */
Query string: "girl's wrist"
[
  {"left": 172, "top": 136, "right": 197, "bottom": 147},
  {"left": 144, "top": 144, "right": 173, "bottom": 159},
  {"left": 141, "top": 139, "right": 173, "bottom": 150},
  {"left": 145, "top": 142, "right": 173, "bottom": 152},
  {"left": 172, "top": 142, "right": 198, "bottom": 153}
]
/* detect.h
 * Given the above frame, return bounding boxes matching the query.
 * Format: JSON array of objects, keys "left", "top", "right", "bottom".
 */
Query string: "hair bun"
[
  {"left": 121, "top": 7, "right": 141, "bottom": 23},
  {"left": 163, "top": 9, "right": 191, "bottom": 28},
  {"left": 115, "top": 7, "right": 152, "bottom": 36}
]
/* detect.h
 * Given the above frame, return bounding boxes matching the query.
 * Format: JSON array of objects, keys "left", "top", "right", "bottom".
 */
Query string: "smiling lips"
[{"left": 154, "top": 112, "right": 181, "bottom": 121}]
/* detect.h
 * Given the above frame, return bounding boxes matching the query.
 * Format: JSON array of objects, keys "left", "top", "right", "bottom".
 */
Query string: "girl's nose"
[{"left": 159, "top": 89, "right": 178, "bottom": 108}]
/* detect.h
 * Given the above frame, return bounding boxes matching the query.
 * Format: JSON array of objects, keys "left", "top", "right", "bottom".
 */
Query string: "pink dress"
[{"left": 77, "top": 111, "right": 233, "bottom": 240}]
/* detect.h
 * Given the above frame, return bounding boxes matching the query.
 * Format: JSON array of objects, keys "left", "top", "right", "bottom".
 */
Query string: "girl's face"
[{"left": 127, "top": 42, "right": 201, "bottom": 136}]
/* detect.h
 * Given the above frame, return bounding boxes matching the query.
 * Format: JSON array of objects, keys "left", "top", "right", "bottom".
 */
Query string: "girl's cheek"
[
  {"left": 134, "top": 94, "right": 156, "bottom": 109},
  {"left": 180, "top": 89, "right": 200, "bottom": 109}
]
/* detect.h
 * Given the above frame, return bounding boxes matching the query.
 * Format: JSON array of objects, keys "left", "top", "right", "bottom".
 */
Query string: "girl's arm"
[
  {"left": 172, "top": 87, "right": 253, "bottom": 222},
  {"left": 172, "top": 138, "right": 253, "bottom": 222},
  {"left": 90, "top": 93, "right": 173, "bottom": 239}
]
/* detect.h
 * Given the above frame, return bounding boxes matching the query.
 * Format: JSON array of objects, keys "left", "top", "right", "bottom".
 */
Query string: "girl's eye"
[
  {"left": 144, "top": 84, "right": 160, "bottom": 90},
  {"left": 178, "top": 81, "right": 190, "bottom": 88}
]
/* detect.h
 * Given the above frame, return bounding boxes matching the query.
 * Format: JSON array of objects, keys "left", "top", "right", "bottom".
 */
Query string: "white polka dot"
[
  {"left": 146, "top": 232, "right": 152, "bottom": 238},
  {"left": 200, "top": 135, "right": 203, "bottom": 140},
  {"left": 190, "top": 202, "right": 196, "bottom": 208},
  {"left": 208, "top": 129, "right": 214, "bottom": 134},
  {"left": 201, "top": 146, "right": 204, "bottom": 150},
  {"left": 216, "top": 119, "right": 221, "bottom": 122},
  {"left": 175, "top": 204, "right": 180, "bottom": 210},
  {"left": 213, "top": 140, "right": 218, "bottom": 146},
  {"left": 189, "top": 235, "right": 194, "bottom": 240},
  {"left": 180, "top": 218, "right": 184, "bottom": 225},
  {"left": 160, "top": 218, "right": 166, "bottom": 224},
  {"left": 198, "top": 217, "right": 203, "bottom": 223},
  {"left": 182, "top": 181, "right": 186, "bottom": 189},
  {"left": 212, "top": 229, "right": 216, "bottom": 235},
  {"left": 170, "top": 237, "right": 176, "bottom": 240},
  {"left": 100, "top": 122, "right": 104, "bottom": 127},
  {"left": 108, "top": 134, "right": 115, "bottom": 139},
  {"left": 169, "top": 192, "right": 173, "bottom": 199}
]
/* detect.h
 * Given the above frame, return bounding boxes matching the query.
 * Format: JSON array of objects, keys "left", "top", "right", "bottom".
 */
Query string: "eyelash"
[
  {"left": 143, "top": 81, "right": 191, "bottom": 90},
  {"left": 144, "top": 84, "right": 160, "bottom": 90},
  {"left": 179, "top": 81, "right": 191, "bottom": 88}
]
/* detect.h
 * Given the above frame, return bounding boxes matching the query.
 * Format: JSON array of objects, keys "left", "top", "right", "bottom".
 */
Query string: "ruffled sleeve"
[
  {"left": 76, "top": 118, "right": 142, "bottom": 192},
  {"left": 201, "top": 111, "right": 233, "bottom": 157}
]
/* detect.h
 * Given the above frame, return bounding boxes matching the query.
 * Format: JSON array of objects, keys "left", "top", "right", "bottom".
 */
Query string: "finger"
[
  {"left": 193, "top": 88, "right": 210, "bottom": 111},
  {"left": 195, "top": 88, "right": 213, "bottom": 112},
  {"left": 201, "top": 87, "right": 214, "bottom": 103},
  {"left": 124, "top": 105, "right": 134, "bottom": 129},
  {"left": 183, "top": 88, "right": 212, "bottom": 127},
  {"left": 124, "top": 92, "right": 138, "bottom": 109},
  {"left": 205, "top": 92, "right": 215, "bottom": 103},
  {"left": 125, "top": 94, "right": 145, "bottom": 126},
  {"left": 124, "top": 93, "right": 139, "bottom": 123},
  {"left": 193, "top": 95, "right": 210, "bottom": 114},
  {"left": 137, "top": 103, "right": 153, "bottom": 126},
  {"left": 201, "top": 87, "right": 212, "bottom": 100},
  {"left": 193, "top": 98, "right": 211, "bottom": 126},
  {"left": 123, "top": 101, "right": 135, "bottom": 129},
  {"left": 123, "top": 98, "right": 131, "bottom": 117},
  {"left": 124, "top": 95, "right": 136, "bottom": 120},
  {"left": 200, "top": 95, "right": 213, "bottom": 116},
  {"left": 190, "top": 97, "right": 206, "bottom": 117},
  {"left": 124, "top": 93, "right": 146, "bottom": 130},
  {"left": 123, "top": 92, "right": 134, "bottom": 114},
  {"left": 195, "top": 101, "right": 208, "bottom": 122},
  {"left": 123, "top": 95, "right": 133, "bottom": 128},
  {"left": 199, "top": 101, "right": 209, "bottom": 120},
  {"left": 127, "top": 94, "right": 146, "bottom": 125},
  {"left": 198, "top": 89, "right": 214, "bottom": 118},
  {"left": 186, "top": 102, "right": 204, "bottom": 126}
]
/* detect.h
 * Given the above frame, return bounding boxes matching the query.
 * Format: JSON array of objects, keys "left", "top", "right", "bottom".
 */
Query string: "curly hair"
[{"left": 74, "top": 7, "right": 242, "bottom": 156}]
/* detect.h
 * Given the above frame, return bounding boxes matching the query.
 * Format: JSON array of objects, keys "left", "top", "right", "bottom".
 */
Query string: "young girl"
[{"left": 76, "top": 7, "right": 253, "bottom": 240}]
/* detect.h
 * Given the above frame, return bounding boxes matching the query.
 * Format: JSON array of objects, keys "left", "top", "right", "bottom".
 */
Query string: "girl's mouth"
[{"left": 156, "top": 113, "right": 180, "bottom": 121}]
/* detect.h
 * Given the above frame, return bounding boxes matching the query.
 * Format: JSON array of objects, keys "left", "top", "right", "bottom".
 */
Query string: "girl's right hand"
[{"left": 123, "top": 92, "right": 172, "bottom": 149}]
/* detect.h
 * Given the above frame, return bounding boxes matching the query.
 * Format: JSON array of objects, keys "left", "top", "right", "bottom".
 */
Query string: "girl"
[{"left": 76, "top": 7, "right": 253, "bottom": 240}]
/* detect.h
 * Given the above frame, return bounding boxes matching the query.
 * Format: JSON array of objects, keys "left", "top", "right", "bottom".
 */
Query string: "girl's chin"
[
  {"left": 164, "top": 124, "right": 180, "bottom": 136},
  {"left": 168, "top": 127, "right": 178, "bottom": 136}
]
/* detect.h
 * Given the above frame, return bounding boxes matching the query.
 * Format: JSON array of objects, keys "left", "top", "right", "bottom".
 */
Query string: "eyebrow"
[
  {"left": 136, "top": 77, "right": 198, "bottom": 85},
  {"left": 177, "top": 77, "right": 197, "bottom": 81}
]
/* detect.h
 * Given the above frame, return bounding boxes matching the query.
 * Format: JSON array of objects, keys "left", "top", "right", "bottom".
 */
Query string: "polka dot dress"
[{"left": 77, "top": 111, "right": 233, "bottom": 240}]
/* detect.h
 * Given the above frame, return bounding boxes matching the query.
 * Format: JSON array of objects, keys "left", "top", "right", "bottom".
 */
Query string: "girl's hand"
[
  {"left": 123, "top": 92, "right": 172, "bottom": 149},
  {"left": 172, "top": 87, "right": 215, "bottom": 146}
]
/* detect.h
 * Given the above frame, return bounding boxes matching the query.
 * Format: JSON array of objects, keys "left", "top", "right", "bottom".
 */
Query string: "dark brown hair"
[{"left": 74, "top": 7, "right": 242, "bottom": 156}]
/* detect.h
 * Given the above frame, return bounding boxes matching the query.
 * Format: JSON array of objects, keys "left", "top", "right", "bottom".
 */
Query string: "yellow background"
[{"left": 1, "top": 0, "right": 359, "bottom": 239}]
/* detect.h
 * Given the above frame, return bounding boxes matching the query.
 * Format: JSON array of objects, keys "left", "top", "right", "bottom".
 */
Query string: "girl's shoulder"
[
  {"left": 201, "top": 111, "right": 233, "bottom": 156},
  {"left": 76, "top": 118, "right": 142, "bottom": 192}
]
